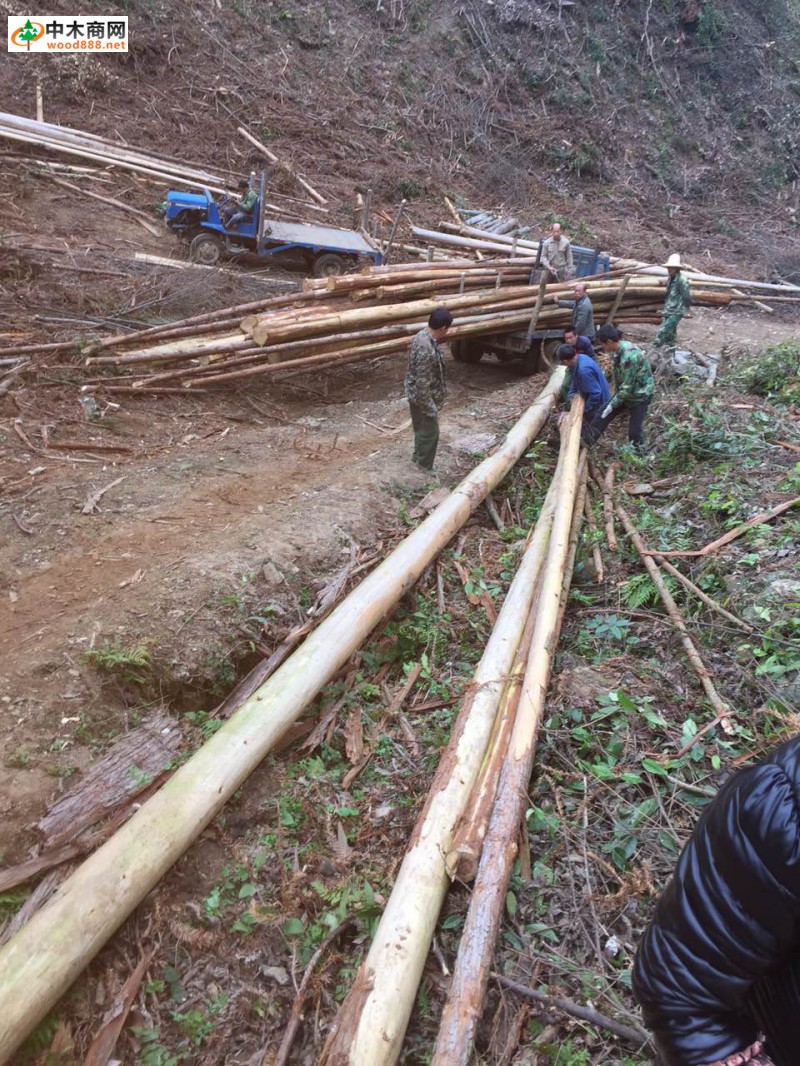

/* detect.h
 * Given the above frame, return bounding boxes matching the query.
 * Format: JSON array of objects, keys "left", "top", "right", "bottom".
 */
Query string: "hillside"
[{"left": 2, "top": 0, "right": 800, "bottom": 279}]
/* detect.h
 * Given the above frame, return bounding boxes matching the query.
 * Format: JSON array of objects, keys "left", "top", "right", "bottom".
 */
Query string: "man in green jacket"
[
  {"left": 585, "top": 324, "right": 655, "bottom": 453},
  {"left": 404, "top": 308, "right": 453, "bottom": 470},
  {"left": 654, "top": 253, "right": 692, "bottom": 348},
  {"left": 222, "top": 179, "right": 258, "bottom": 229}
]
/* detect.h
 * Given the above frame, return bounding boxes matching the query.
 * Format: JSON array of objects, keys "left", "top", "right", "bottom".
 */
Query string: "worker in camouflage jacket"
[
  {"left": 655, "top": 253, "right": 692, "bottom": 347},
  {"left": 585, "top": 324, "right": 655, "bottom": 452},
  {"left": 404, "top": 308, "right": 453, "bottom": 471}
]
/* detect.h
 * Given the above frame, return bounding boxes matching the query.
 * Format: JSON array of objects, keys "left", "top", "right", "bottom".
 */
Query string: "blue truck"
[
  {"left": 164, "top": 174, "right": 382, "bottom": 277},
  {"left": 450, "top": 244, "right": 611, "bottom": 375}
]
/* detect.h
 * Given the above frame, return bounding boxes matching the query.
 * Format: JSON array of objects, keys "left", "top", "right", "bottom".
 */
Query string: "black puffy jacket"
[{"left": 633, "top": 737, "right": 800, "bottom": 1066}]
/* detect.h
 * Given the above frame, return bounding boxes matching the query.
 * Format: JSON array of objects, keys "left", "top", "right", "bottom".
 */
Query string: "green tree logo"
[{"left": 16, "top": 19, "right": 42, "bottom": 49}]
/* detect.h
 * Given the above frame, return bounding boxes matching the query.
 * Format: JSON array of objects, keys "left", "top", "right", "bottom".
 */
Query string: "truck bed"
[{"left": 262, "top": 219, "right": 377, "bottom": 255}]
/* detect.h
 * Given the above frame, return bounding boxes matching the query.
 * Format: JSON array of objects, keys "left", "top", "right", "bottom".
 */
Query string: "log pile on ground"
[{"left": 83, "top": 260, "right": 743, "bottom": 392}]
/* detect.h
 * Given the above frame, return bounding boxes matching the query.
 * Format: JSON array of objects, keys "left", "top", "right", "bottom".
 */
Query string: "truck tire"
[
  {"left": 451, "top": 338, "right": 483, "bottom": 364},
  {"left": 519, "top": 339, "right": 545, "bottom": 376},
  {"left": 189, "top": 233, "right": 224, "bottom": 266},
  {"left": 313, "top": 253, "right": 348, "bottom": 278},
  {"left": 541, "top": 338, "right": 562, "bottom": 367}
]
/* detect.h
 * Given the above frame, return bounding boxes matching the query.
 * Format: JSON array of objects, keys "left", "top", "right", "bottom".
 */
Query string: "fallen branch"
[
  {"left": 48, "top": 176, "right": 162, "bottom": 237},
  {"left": 49, "top": 440, "right": 133, "bottom": 454},
  {"left": 490, "top": 973, "right": 654, "bottom": 1054},
  {"left": 583, "top": 487, "right": 604, "bottom": 583},
  {"left": 650, "top": 555, "right": 753, "bottom": 633},
  {"left": 81, "top": 476, "right": 125, "bottom": 515},
  {"left": 602, "top": 462, "right": 618, "bottom": 552},
  {"left": 237, "top": 126, "right": 327, "bottom": 205},
  {"left": 614, "top": 498, "right": 734, "bottom": 735},
  {"left": 484, "top": 493, "right": 505, "bottom": 531},
  {"left": 271, "top": 919, "right": 357, "bottom": 1066},
  {"left": 653, "top": 497, "right": 799, "bottom": 557}
]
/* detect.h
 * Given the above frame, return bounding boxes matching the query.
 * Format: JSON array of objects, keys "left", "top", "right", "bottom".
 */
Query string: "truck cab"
[
  {"left": 163, "top": 175, "right": 381, "bottom": 277},
  {"left": 451, "top": 244, "right": 611, "bottom": 375}
]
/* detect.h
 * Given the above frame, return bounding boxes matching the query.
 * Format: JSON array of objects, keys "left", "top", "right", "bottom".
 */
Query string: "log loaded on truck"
[
  {"left": 451, "top": 245, "right": 611, "bottom": 375},
  {"left": 164, "top": 173, "right": 382, "bottom": 277}
]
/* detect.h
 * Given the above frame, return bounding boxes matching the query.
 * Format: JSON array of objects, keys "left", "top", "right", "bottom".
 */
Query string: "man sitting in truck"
[
  {"left": 552, "top": 282, "right": 595, "bottom": 341},
  {"left": 221, "top": 179, "right": 258, "bottom": 230}
]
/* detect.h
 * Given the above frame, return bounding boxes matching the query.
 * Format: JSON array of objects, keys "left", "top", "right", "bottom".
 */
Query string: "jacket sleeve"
[
  {"left": 582, "top": 365, "right": 605, "bottom": 412},
  {"left": 610, "top": 353, "right": 637, "bottom": 408},
  {"left": 573, "top": 301, "right": 591, "bottom": 337},
  {"left": 633, "top": 747, "right": 800, "bottom": 1066},
  {"left": 565, "top": 241, "right": 574, "bottom": 271},
  {"left": 407, "top": 339, "right": 437, "bottom": 417}
]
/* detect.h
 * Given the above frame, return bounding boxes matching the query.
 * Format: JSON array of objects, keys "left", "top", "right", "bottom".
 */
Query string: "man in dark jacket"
[
  {"left": 404, "top": 308, "right": 453, "bottom": 471},
  {"left": 552, "top": 282, "right": 595, "bottom": 341},
  {"left": 634, "top": 736, "right": 800, "bottom": 1066},
  {"left": 564, "top": 328, "right": 596, "bottom": 359}
]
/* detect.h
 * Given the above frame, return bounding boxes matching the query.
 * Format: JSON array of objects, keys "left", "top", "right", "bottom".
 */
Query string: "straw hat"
[{"left": 663, "top": 253, "right": 683, "bottom": 269}]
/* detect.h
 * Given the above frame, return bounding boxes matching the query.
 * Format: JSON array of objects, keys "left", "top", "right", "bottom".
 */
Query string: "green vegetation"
[
  {"left": 83, "top": 638, "right": 153, "bottom": 685},
  {"left": 732, "top": 338, "right": 800, "bottom": 404}
]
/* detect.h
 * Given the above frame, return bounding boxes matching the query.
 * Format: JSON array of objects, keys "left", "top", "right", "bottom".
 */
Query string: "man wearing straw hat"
[{"left": 655, "top": 253, "right": 692, "bottom": 348}]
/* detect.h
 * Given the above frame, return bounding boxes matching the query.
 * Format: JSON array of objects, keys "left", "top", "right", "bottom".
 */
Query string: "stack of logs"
[{"left": 83, "top": 259, "right": 734, "bottom": 393}]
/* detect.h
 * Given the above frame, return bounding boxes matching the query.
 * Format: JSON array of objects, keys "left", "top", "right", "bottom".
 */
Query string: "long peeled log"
[
  {"left": 431, "top": 403, "right": 586, "bottom": 1066},
  {"left": 319, "top": 447, "right": 566, "bottom": 1066},
  {"left": 0, "top": 371, "right": 565, "bottom": 1065}
]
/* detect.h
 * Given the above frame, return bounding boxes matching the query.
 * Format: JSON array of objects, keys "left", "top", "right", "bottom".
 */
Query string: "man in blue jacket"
[{"left": 557, "top": 343, "right": 610, "bottom": 444}]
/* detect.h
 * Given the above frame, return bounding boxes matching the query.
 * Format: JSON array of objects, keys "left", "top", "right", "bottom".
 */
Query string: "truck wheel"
[
  {"left": 451, "top": 338, "right": 483, "bottom": 364},
  {"left": 190, "top": 233, "right": 224, "bottom": 266},
  {"left": 313, "top": 253, "right": 348, "bottom": 278},
  {"left": 520, "top": 343, "right": 541, "bottom": 377},
  {"left": 541, "top": 339, "right": 562, "bottom": 367}
]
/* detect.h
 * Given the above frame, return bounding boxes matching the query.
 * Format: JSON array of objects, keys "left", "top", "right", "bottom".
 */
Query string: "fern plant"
[{"left": 620, "top": 573, "right": 661, "bottom": 609}]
